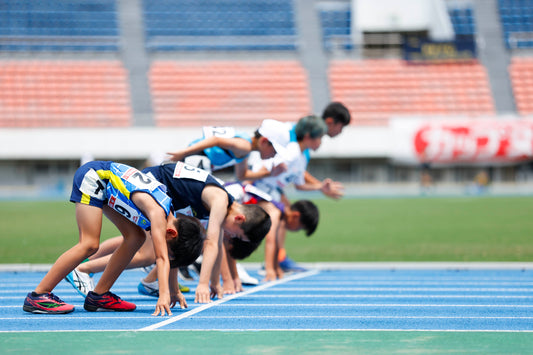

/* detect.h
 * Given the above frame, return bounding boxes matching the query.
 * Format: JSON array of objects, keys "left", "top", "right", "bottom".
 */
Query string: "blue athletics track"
[{"left": 1, "top": 263, "right": 533, "bottom": 354}]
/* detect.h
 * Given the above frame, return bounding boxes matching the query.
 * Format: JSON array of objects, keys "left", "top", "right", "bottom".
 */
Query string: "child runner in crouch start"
[
  {"left": 141, "top": 162, "right": 272, "bottom": 303},
  {"left": 23, "top": 161, "right": 204, "bottom": 315},
  {"left": 165, "top": 119, "right": 292, "bottom": 283}
]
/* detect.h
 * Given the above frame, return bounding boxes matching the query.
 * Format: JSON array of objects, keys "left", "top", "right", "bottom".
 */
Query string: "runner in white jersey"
[{"left": 244, "top": 116, "right": 332, "bottom": 280}]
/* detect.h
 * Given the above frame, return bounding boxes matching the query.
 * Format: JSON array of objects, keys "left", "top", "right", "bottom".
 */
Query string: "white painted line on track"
[
  {"left": 139, "top": 269, "right": 319, "bottom": 331},
  {"left": 215, "top": 303, "right": 533, "bottom": 308},
  {"left": 173, "top": 315, "right": 533, "bottom": 320}
]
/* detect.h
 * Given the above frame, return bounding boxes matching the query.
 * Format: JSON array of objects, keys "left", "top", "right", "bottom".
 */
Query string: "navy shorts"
[{"left": 69, "top": 161, "right": 111, "bottom": 208}]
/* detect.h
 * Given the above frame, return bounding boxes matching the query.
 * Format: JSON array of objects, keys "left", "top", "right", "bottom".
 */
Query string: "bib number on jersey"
[
  {"left": 184, "top": 155, "right": 212, "bottom": 173},
  {"left": 203, "top": 126, "right": 235, "bottom": 139},
  {"left": 108, "top": 194, "right": 140, "bottom": 224},
  {"left": 173, "top": 161, "right": 209, "bottom": 182},
  {"left": 121, "top": 168, "right": 162, "bottom": 192}
]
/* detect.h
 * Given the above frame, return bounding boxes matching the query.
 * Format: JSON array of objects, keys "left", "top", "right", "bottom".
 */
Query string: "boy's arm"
[
  {"left": 235, "top": 159, "right": 287, "bottom": 182},
  {"left": 303, "top": 171, "right": 344, "bottom": 199},
  {"left": 220, "top": 242, "right": 236, "bottom": 294},
  {"left": 169, "top": 267, "right": 187, "bottom": 309},
  {"left": 259, "top": 201, "right": 282, "bottom": 281},
  {"left": 194, "top": 186, "right": 228, "bottom": 303},
  {"left": 131, "top": 193, "right": 172, "bottom": 316},
  {"left": 296, "top": 177, "right": 344, "bottom": 199},
  {"left": 226, "top": 251, "right": 243, "bottom": 293},
  {"left": 168, "top": 137, "right": 251, "bottom": 162}
]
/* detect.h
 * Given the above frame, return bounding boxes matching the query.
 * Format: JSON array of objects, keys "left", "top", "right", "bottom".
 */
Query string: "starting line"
[{"left": 140, "top": 269, "right": 319, "bottom": 331}]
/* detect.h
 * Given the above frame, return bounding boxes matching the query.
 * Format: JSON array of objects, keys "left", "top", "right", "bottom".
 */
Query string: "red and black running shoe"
[
  {"left": 84, "top": 291, "right": 136, "bottom": 312},
  {"left": 23, "top": 292, "right": 75, "bottom": 314}
]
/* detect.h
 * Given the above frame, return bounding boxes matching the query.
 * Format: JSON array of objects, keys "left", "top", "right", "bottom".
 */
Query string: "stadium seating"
[
  {"left": 448, "top": 5, "right": 476, "bottom": 37},
  {"left": 509, "top": 57, "right": 533, "bottom": 115},
  {"left": 142, "top": 0, "right": 297, "bottom": 51},
  {"left": 0, "top": 0, "right": 119, "bottom": 51},
  {"left": 0, "top": 61, "right": 131, "bottom": 127},
  {"left": 498, "top": 0, "right": 533, "bottom": 49},
  {"left": 149, "top": 61, "right": 311, "bottom": 126},
  {"left": 329, "top": 59, "right": 495, "bottom": 125},
  {"left": 319, "top": 5, "right": 353, "bottom": 52}
]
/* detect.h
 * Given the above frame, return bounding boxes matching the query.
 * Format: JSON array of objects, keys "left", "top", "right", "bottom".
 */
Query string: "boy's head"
[
  {"left": 255, "top": 119, "right": 291, "bottom": 159},
  {"left": 285, "top": 200, "right": 319, "bottom": 237},
  {"left": 294, "top": 115, "right": 328, "bottom": 151},
  {"left": 223, "top": 203, "right": 272, "bottom": 259},
  {"left": 168, "top": 214, "right": 205, "bottom": 268},
  {"left": 321, "top": 102, "right": 351, "bottom": 138}
]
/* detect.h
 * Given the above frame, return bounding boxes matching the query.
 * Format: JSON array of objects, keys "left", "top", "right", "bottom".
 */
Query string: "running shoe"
[
  {"left": 279, "top": 256, "right": 307, "bottom": 273},
  {"left": 84, "top": 291, "right": 136, "bottom": 312},
  {"left": 137, "top": 280, "right": 190, "bottom": 297},
  {"left": 178, "top": 267, "right": 194, "bottom": 281},
  {"left": 236, "top": 263, "right": 259, "bottom": 285},
  {"left": 23, "top": 292, "right": 75, "bottom": 314},
  {"left": 65, "top": 269, "right": 94, "bottom": 296},
  {"left": 257, "top": 264, "right": 266, "bottom": 276},
  {"left": 141, "top": 264, "right": 155, "bottom": 274},
  {"left": 190, "top": 260, "right": 202, "bottom": 276}
]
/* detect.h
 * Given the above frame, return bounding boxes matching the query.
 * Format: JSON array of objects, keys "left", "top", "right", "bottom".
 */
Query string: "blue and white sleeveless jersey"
[
  {"left": 184, "top": 126, "right": 252, "bottom": 172},
  {"left": 70, "top": 161, "right": 172, "bottom": 230}
]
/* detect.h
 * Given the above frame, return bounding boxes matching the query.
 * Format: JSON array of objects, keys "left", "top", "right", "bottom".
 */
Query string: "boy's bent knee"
[{"left": 79, "top": 242, "right": 99, "bottom": 257}]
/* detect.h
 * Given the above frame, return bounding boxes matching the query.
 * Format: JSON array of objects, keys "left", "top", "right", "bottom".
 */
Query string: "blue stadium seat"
[
  {"left": 142, "top": 0, "right": 297, "bottom": 51},
  {"left": 448, "top": 6, "right": 476, "bottom": 36},
  {"left": 319, "top": 7, "right": 353, "bottom": 52},
  {"left": 498, "top": 0, "right": 533, "bottom": 49},
  {"left": 0, "top": 0, "right": 119, "bottom": 51}
]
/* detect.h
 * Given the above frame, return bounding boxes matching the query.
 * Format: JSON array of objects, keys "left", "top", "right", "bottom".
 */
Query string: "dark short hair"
[
  {"left": 322, "top": 102, "right": 351, "bottom": 126},
  {"left": 168, "top": 214, "right": 205, "bottom": 268},
  {"left": 239, "top": 204, "right": 271, "bottom": 245},
  {"left": 294, "top": 115, "right": 327, "bottom": 141},
  {"left": 226, "top": 237, "right": 262, "bottom": 260},
  {"left": 291, "top": 200, "right": 319, "bottom": 236}
]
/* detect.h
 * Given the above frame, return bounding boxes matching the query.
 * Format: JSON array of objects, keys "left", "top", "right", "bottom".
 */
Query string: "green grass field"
[{"left": 1, "top": 196, "right": 532, "bottom": 263}]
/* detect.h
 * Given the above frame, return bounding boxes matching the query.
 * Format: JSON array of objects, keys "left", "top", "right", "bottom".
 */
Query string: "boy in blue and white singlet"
[
  {"left": 23, "top": 161, "right": 204, "bottom": 315},
  {"left": 141, "top": 161, "right": 272, "bottom": 304}
]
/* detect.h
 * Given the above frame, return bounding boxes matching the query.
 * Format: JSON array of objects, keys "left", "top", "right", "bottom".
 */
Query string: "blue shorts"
[{"left": 69, "top": 161, "right": 111, "bottom": 208}]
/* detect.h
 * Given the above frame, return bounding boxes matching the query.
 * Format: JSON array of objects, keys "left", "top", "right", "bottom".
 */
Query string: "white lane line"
[
  {"left": 4, "top": 303, "right": 533, "bottom": 309},
  {"left": 214, "top": 303, "right": 533, "bottom": 308},
  {"left": 268, "top": 287, "right": 533, "bottom": 292},
  {"left": 243, "top": 294, "right": 533, "bottom": 299},
  {"left": 138, "top": 269, "right": 320, "bottom": 331},
  {"left": 172, "top": 315, "right": 533, "bottom": 320}
]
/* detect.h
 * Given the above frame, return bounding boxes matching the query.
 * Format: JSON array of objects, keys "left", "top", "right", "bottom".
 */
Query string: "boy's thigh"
[{"left": 102, "top": 205, "right": 146, "bottom": 241}]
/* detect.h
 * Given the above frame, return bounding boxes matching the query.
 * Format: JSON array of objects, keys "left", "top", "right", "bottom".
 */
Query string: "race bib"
[
  {"left": 173, "top": 161, "right": 209, "bottom": 182},
  {"left": 184, "top": 155, "right": 212, "bottom": 173},
  {"left": 107, "top": 192, "right": 149, "bottom": 228},
  {"left": 203, "top": 126, "right": 236, "bottom": 139},
  {"left": 118, "top": 166, "right": 163, "bottom": 192}
]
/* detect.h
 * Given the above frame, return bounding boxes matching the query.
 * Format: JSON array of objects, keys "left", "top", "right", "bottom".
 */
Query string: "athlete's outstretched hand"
[
  {"left": 321, "top": 178, "right": 344, "bottom": 199},
  {"left": 194, "top": 283, "right": 211, "bottom": 303},
  {"left": 153, "top": 294, "right": 172, "bottom": 316}
]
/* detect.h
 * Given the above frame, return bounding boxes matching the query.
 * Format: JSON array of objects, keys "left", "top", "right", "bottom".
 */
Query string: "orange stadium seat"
[
  {"left": 149, "top": 61, "right": 312, "bottom": 127},
  {"left": 329, "top": 59, "right": 495, "bottom": 125},
  {"left": 510, "top": 57, "right": 533, "bottom": 116},
  {"left": 0, "top": 61, "right": 131, "bottom": 127}
]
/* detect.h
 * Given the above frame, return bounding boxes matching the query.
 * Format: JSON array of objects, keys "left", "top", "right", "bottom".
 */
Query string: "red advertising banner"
[{"left": 391, "top": 118, "right": 533, "bottom": 164}]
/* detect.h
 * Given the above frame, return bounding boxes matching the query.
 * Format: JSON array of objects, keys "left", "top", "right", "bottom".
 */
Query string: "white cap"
[{"left": 258, "top": 119, "right": 291, "bottom": 158}]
